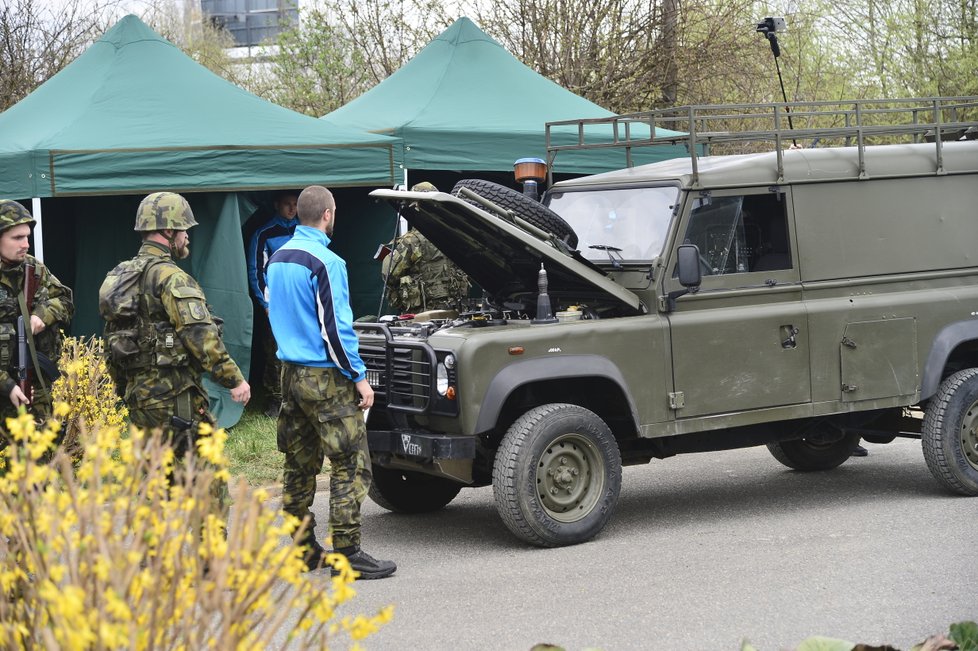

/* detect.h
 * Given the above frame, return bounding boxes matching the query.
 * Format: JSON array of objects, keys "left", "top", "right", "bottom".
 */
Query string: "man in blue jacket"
[
  {"left": 266, "top": 185, "right": 396, "bottom": 580},
  {"left": 246, "top": 191, "right": 298, "bottom": 417}
]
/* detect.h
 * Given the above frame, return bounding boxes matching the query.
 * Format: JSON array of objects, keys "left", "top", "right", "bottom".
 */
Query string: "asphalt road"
[{"left": 303, "top": 438, "right": 976, "bottom": 651}]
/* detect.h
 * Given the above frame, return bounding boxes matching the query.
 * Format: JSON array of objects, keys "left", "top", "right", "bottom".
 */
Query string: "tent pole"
[{"left": 31, "top": 197, "right": 44, "bottom": 262}]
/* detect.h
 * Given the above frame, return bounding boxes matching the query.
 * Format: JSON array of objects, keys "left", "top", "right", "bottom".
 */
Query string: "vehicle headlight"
[{"left": 436, "top": 362, "right": 449, "bottom": 396}]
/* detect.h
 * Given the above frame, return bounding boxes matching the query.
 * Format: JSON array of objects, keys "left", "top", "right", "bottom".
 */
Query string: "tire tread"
[{"left": 922, "top": 368, "right": 978, "bottom": 495}]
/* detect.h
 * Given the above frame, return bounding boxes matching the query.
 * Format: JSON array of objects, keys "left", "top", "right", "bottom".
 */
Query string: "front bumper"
[{"left": 368, "top": 429, "right": 476, "bottom": 462}]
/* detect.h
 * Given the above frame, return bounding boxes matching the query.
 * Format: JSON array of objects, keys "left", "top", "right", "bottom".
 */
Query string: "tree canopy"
[{"left": 4, "top": 0, "right": 977, "bottom": 117}]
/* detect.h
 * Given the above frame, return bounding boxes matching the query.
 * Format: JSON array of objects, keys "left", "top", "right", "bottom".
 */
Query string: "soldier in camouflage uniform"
[
  {"left": 382, "top": 182, "right": 470, "bottom": 314},
  {"left": 0, "top": 200, "right": 73, "bottom": 436},
  {"left": 266, "top": 185, "right": 395, "bottom": 579},
  {"left": 98, "top": 192, "right": 250, "bottom": 459}
]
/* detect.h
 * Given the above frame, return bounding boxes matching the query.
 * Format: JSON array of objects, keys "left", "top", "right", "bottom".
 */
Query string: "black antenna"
[{"left": 756, "top": 17, "right": 797, "bottom": 148}]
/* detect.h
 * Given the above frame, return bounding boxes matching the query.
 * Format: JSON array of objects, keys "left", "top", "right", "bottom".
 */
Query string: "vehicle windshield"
[{"left": 546, "top": 186, "right": 679, "bottom": 263}]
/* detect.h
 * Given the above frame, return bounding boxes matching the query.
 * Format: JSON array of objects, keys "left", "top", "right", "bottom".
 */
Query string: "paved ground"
[{"left": 296, "top": 437, "right": 975, "bottom": 650}]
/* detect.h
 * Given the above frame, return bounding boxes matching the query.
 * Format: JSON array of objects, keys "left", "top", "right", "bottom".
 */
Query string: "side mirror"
[
  {"left": 665, "top": 243, "right": 703, "bottom": 312},
  {"left": 677, "top": 243, "right": 702, "bottom": 288}
]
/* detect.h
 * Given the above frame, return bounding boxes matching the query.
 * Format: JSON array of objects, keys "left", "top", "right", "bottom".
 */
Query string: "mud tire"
[
  {"left": 492, "top": 403, "right": 621, "bottom": 547},
  {"left": 451, "top": 178, "right": 579, "bottom": 249}
]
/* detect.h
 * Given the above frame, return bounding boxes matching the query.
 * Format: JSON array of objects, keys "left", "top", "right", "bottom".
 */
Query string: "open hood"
[{"left": 371, "top": 188, "right": 646, "bottom": 315}]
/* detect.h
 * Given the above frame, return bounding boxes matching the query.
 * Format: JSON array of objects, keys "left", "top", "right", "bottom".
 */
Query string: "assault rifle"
[
  {"left": 18, "top": 262, "right": 39, "bottom": 403},
  {"left": 16, "top": 315, "right": 28, "bottom": 402}
]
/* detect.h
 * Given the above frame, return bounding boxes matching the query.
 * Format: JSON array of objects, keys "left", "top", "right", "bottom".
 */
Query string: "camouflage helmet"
[
  {"left": 411, "top": 182, "right": 438, "bottom": 192},
  {"left": 134, "top": 192, "right": 198, "bottom": 232},
  {"left": 0, "top": 200, "right": 35, "bottom": 233}
]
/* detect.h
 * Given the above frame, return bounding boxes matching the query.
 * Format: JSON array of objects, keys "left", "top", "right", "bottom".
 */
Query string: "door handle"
[{"left": 781, "top": 325, "right": 799, "bottom": 349}]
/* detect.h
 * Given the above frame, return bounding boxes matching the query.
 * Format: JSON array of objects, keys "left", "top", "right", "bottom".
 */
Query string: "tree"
[
  {"left": 140, "top": 0, "right": 241, "bottom": 84},
  {"left": 257, "top": 0, "right": 452, "bottom": 116},
  {"left": 0, "top": 0, "right": 116, "bottom": 111},
  {"left": 257, "top": 7, "right": 372, "bottom": 117},
  {"left": 818, "top": 0, "right": 978, "bottom": 97}
]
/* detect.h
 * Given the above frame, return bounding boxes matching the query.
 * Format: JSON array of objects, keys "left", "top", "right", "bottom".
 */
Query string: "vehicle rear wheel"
[
  {"left": 451, "top": 178, "right": 579, "bottom": 249},
  {"left": 921, "top": 368, "right": 978, "bottom": 495},
  {"left": 492, "top": 403, "right": 621, "bottom": 547},
  {"left": 368, "top": 466, "right": 463, "bottom": 513},
  {"left": 767, "top": 426, "right": 860, "bottom": 471}
]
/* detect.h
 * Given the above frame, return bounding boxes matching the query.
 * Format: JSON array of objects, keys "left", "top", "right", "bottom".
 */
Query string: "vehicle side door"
[{"left": 662, "top": 187, "right": 811, "bottom": 419}]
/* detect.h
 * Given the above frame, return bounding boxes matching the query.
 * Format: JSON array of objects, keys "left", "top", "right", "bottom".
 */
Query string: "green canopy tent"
[
  {"left": 323, "top": 16, "right": 689, "bottom": 179},
  {"left": 322, "top": 18, "right": 689, "bottom": 314},
  {"left": 0, "top": 15, "right": 400, "bottom": 426}
]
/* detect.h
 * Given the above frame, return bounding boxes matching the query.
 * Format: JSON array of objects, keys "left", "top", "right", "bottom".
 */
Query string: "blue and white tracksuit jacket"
[
  {"left": 265, "top": 225, "right": 366, "bottom": 383},
  {"left": 247, "top": 213, "right": 299, "bottom": 310}
]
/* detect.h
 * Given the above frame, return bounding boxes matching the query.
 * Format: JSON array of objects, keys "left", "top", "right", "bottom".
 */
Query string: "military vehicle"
[{"left": 355, "top": 97, "right": 978, "bottom": 547}]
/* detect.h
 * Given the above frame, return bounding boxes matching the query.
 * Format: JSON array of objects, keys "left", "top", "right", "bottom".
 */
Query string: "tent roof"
[
  {"left": 0, "top": 15, "right": 399, "bottom": 197},
  {"left": 323, "top": 17, "right": 687, "bottom": 175}
]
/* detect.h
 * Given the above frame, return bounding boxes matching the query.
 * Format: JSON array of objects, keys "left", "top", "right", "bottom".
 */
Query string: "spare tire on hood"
[{"left": 451, "top": 179, "right": 579, "bottom": 250}]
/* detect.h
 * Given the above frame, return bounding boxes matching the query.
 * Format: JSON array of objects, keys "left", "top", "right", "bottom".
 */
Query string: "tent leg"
[{"left": 31, "top": 197, "right": 44, "bottom": 262}]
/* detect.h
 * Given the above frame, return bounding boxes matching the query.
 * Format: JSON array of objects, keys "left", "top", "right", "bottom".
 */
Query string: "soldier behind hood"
[
  {"left": 98, "top": 192, "right": 250, "bottom": 459},
  {"left": 381, "top": 182, "right": 470, "bottom": 314},
  {"left": 0, "top": 199, "right": 74, "bottom": 438}
]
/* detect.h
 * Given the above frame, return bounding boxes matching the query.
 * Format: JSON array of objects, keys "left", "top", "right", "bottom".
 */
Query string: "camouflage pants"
[
  {"left": 257, "top": 310, "right": 282, "bottom": 402},
  {"left": 127, "top": 386, "right": 228, "bottom": 510},
  {"left": 0, "top": 383, "right": 55, "bottom": 460},
  {"left": 278, "top": 364, "right": 371, "bottom": 551},
  {"left": 128, "top": 386, "right": 215, "bottom": 460}
]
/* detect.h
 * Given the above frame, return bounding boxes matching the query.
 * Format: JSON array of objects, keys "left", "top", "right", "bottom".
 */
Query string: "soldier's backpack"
[{"left": 98, "top": 257, "right": 166, "bottom": 369}]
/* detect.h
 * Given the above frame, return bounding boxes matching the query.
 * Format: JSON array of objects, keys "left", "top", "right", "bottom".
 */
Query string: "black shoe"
[
  {"left": 264, "top": 400, "right": 281, "bottom": 418},
  {"left": 329, "top": 548, "right": 396, "bottom": 580},
  {"left": 851, "top": 444, "right": 869, "bottom": 457},
  {"left": 301, "top": 539, "right": 327, "bottom": 571}
]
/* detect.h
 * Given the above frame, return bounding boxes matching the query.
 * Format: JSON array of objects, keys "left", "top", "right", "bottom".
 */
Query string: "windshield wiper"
[{"left": 589, "top": 244, "right": 624, "bottom": 269}]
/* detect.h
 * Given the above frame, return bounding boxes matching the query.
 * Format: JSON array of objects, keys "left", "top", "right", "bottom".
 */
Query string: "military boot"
[
  {"left": 300, "top": 539, "right": 327, "bottom": 571},
  {"left": 330, "top": 546, "right": 396, "bottom": 580}
]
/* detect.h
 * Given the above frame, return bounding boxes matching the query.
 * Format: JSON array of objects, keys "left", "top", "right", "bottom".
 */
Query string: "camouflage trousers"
[
  {"left": 0, "top": 382, "right": 53, "bottom": 429},
  {"left": 0, "top": 383, "right": 55, "bottom": 465},
  {"left": 278, "top": 364, "right": 371, "bottom": 551},
  {"left": 127, "top": 385, "right": 215, "bottom": 459},
  {"left": 257, "top": 309, "right": 282, "bottom": 402},
  {"left": 127, "top": 386, "right": 227, "bottom": 511}
]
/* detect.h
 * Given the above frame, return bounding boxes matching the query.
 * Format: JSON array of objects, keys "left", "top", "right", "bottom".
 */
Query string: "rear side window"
[{"left": 682, "top": 192, "right": 791, "bottom": 275}]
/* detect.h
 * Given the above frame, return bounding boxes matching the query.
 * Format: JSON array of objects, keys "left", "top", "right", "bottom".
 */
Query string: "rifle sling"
[{"left": 17, "top": 291, "right": 48, "bottom": 394}]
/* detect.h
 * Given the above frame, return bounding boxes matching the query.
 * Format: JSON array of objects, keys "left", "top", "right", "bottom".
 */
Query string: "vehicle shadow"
[
  {"left": 608, "top": 444, "right": 948, "bottom": 536},
  {"left": 358, "top": 442, "right": 952, "bottom": 552}
]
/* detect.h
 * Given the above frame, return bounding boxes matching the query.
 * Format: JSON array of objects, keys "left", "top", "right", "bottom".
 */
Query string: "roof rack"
[{"left": 545, "top": 97, "right": 978, "bottom": 186}]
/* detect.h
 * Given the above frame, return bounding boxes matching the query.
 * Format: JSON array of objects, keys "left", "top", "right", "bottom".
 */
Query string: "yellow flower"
[{"left": 1, "top": 337, "right": 393, "bottom": 648}]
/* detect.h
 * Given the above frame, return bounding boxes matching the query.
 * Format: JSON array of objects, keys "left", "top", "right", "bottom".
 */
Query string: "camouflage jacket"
[
  {"left": 0, "top": 255, "right": 73, "bottom": 400},
  {"left": 382, "top": 229, "right": 470, "bottom": 313},
  {"left": 99, "top": 241, "right": 244, "bottom": 407}
]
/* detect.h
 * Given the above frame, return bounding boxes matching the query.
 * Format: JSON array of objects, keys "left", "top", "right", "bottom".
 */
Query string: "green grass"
[
  {"left": 226, "top": 407, "right": 283, "bottom": 487},
  {"left": 225, "top": 406, "right": 331, "bottom": 487}
]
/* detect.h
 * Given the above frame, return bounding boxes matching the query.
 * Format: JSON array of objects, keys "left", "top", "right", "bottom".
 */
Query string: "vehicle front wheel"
[
  {"left": 369, "top": 466, "right": 463, "bottom": 513},
  {"left": 767, "top": 426, "right": 860, "bottom": 471},
  {"left": 922, "top": 368, "right": 978, "bottom": 495},
  {"left": 492, "top": 403, "right": 622, "bottom": 547}
]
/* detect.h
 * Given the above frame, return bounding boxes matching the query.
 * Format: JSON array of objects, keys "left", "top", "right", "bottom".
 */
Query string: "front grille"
[{"left": 356, "top": 324, "right": 434, "bottom": 412}]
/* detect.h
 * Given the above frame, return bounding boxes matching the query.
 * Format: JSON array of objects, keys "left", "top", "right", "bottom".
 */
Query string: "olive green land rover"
[{"left": 356, "top": 98, "right": 978, "bottom": 547}]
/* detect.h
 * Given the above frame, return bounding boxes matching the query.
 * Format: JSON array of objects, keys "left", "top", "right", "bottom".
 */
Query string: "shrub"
[
  {"left": 51, "top": 335, "right": 128, "bottom": 457},
  {"left": 0, "top": 410, "right": 393, "bottom": 649}
]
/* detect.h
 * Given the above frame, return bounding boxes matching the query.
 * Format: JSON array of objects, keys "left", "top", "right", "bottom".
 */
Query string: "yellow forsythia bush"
[
  {"left": 0, "top": 411, "right": 393, "bottom": 649},
  {"left": 51, "top": 335, "right": 128, "bottom": 455}
]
